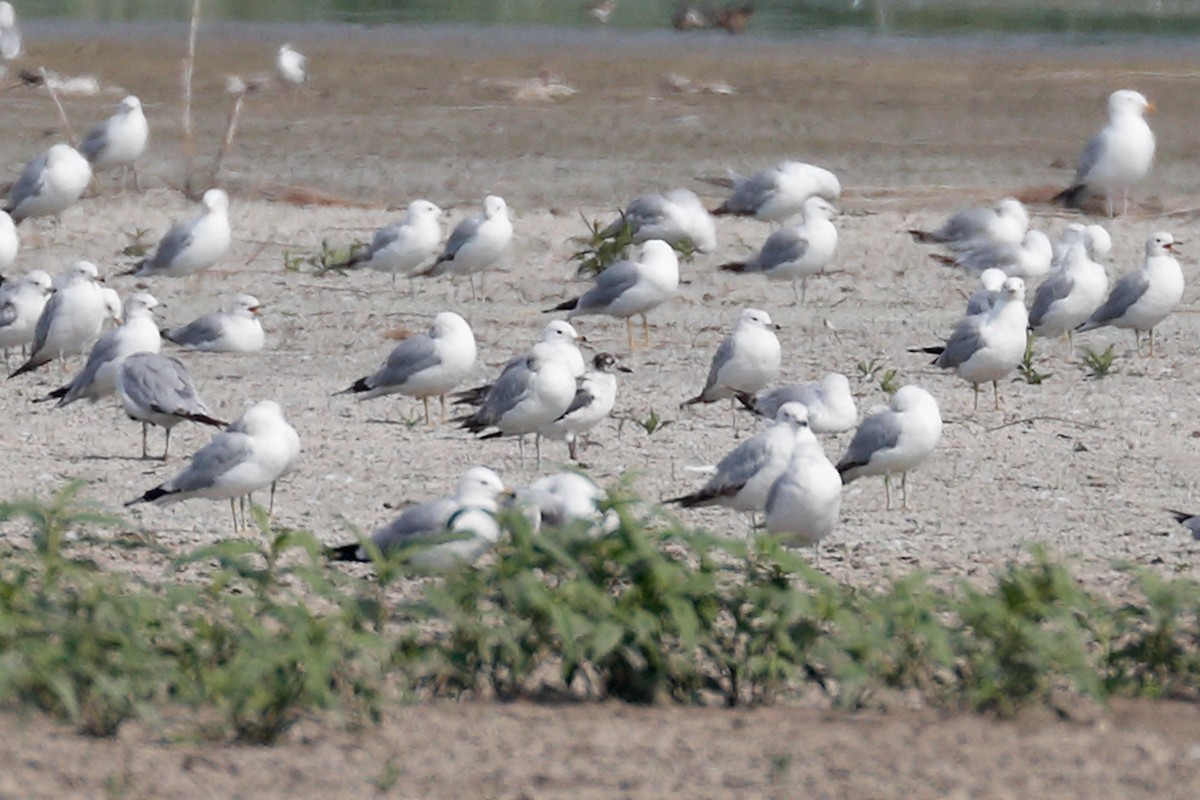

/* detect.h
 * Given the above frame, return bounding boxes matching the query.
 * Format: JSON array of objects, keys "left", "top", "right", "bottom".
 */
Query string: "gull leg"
[
  {"left": 901, "top": 471, "right": 910, "bottom": 511},
  {"left": 230, "top": 498, "right": 239, "bottom": 532},
  {"left": 568, "top": 435, "right": 579, "bottom": 462},
  {"left": 730, "top": 397, "right": 738, "bottom": 436},
  {"left": 801, "top": 277, "right": 809, "bottom": 305},
  {"left": 972, "top": 383, "right": 980, "bottom": 411},
  {"left": 162, "top": 428, "right": 172, "bottom": 461},
  {"left": 439, "top": 394, "right": 447, "bottom": 424},
  {"left": 641, "top": 314, "right": 650, "bottom": 347},
  {"left": 791, "top": 282, "right": 801, "bottom": 305},
  {"left": 422, "top": 396, "right": 431, "bottom": 425},
  {"left": 535, "top": 434, "right": 543, "bottom": 469},
  {"left": 884, "top": 474, "right": 891, "bottom": 511},
  {"left": 269, "top": 480, "right": 277, "bottom": 516},
  {"left": 1148, "top": 328, "right": 1155, "bottom": 358},
  {"left": 469, "top": 275, "right": 478, "bottom": 303},
  {"left": 1066, "top": 330, "right": 1074, "bottom": 362},
  {"left": 992, "top": 381, "right": 1000, "bottom": 411},
  {"left": 625, "top": 318, "right": 635, "bottom": 352},
  {"left": 141, "top": 423, "right": 149, "bottom": 459},
  {"left": 517, "top": 435, "right": 525, "bottom": 468},
  {"left": 132, "top": 164, "right": 143, "bottom": 194},
  {"left": 1134, "top": 330, "right": 1142, "bottom": 357}
]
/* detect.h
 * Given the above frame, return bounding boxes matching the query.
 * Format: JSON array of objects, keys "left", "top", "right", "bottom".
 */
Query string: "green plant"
[
  {"left": 1016, "top": 332, "right": 1051, "bottom": 385},
  {"left": 571, "top": 213, "right": 637, "bottom": 278},
  {"left": 119, "top": 227, "right": 152, "bottom": 259},
  {"left": 878, "top": 368, "right": 899, "bottom": 395},
  {"left": 616, "top": 409, "right": 674, "bottom": 436},
  {"left": 1079, "top": 345, "right": 1117, "bottom": 379}
]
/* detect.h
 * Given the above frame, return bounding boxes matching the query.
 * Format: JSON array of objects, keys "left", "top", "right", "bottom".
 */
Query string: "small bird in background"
[
  {"left": 275, "top": 43, "right": 307, "bottom": 87},
  {"left": 79, "top": 95, "right": 150, "bottom": 192},
  {"left": 585, "top": 0, "right": 617, "bottom": 24},
  {"left": 1055, "top": 89, "right": 1155, "bottom": 217},
  {"left": 0, "top": 2, "right": 21, "bottom": 61}
]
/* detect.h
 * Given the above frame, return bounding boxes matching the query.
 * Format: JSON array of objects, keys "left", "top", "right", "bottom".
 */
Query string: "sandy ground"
[{"left": 1, "top": 27, "right": 1200, "bottom": 797}]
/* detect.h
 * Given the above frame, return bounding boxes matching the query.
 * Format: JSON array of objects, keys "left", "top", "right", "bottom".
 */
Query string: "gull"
[
  {"left": 328, "top": 467, "right": 510, "bottom": 569},
  {"left": 453, "top": 320, "right": 586, "bottom": 408},
  {"left": 0, "top": 210, "right": 17, "bottom": 272},
  {"left": 79, "top": 95, "right": 149, "bottom": 191},
  {"left": 908, "top": 197, "right": 1028, "bottom": 252},
  {"left": 541, "top": 352, "right": 631, "bottom": 461},
  {"left": 764, "top": 408, "right": 842, "bottom": 548},
  {"left": 736, "top": 372, "right": 856, "bottom": 434},
  {"left": 667, "top": 402, "right": 813, "bottom": 518},
  {"left": 517, "top": 471, "right": 608, "bottom": 530},
  {"left": 931, "top": 230, "right": 1053, "bottom": 279},
  {"left": 343, "top": 199, "right": 442, "bottom": 289},
  {"left": 163, "top": 294, "right": 265, "bottom": 352},
  {"left": 1055, "top": 89, "right": 1155, "bottom": 216},
  {"left": 1167, "top": 510, "right": 1200, "bottom": 540},
  {"left": 1029, "top": 241, "right": 1109, "bottom": 355},
  {"left": 455, "top": 342, "right": 577, "bottom": 467},
  {"left": 1052, "top": 223, "right": 1112, "bottom": 268},
  {"left": 585, "top": 0, "right": 618, "bottom": 25},
  {"left": 599, "top": 188, "right": 717, "bottom": 253},
  {"left": 1076, "top": 231, "right": 1182, "bottom": 357},
  {"left": 0, "top": 2, "right": 21, "bottom": 60},
  {"left": 117, "top": 352, "right": 226, "bottom": 460},
  {"left": 126, "top": 400, "right": 300, "bottom": 531},
  {"left": 681, "top": 308, "right": 780, "bottom": 432},
  {"left": 8, "top": 261, "right": 109, "bottom": 378},
  {"left": 913, "top": 276, "right": 1029, "bottom": 410},
  {"left": 965, "top": 268, "right": 1008, "bottom": 316},
  {"left": 275, "top": 43, "right": 307, "bottom": 86},
  {"left": 419, "top": 195, "right": 514, "bottom": 300},
  {"left": 718, "top": 196, "right": 838, "bottom": 303},
  {"left": 41, "top": 292, "right": 161, "bottom": 407},
  {"left": 545, "top": 239, "right": 679, "bottom": 351},
  {"left": 0, "top": 269, "right": 52, "bottom": 366},
  {"left": 835, "top": 385, "right": 942, "bottom": 510},
  {"left": 711, "top": 161, "right": 841, "bottom": 223},
  {"left": 4, "top": 143, "right": 92, "bottom": 224},
  {"left": 337, "top": 311, "right": 476, "bottom": 424},
  {"left": 131, "top": 189, "right": 231, "bottom": 278}
]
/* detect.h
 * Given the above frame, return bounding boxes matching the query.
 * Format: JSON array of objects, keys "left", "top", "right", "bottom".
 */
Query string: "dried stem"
[
  {"left": 39, "top": 67, "right": 76, "bottom": 146},
  {"left": 208, "top": 90, "right": 246, "bottom": 190},
  {"left": 181, "top": 0, "right": 201, "bottom": 196}
]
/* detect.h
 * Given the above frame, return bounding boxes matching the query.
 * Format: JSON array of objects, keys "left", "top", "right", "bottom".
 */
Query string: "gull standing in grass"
[
  {"left": 163, "top": 294, "right": 265, "bottom": 353},
  {"left": 914, "top": 277, "right": 1029, "bottom": 410},
  {"left": 419, "top": 195, "right": 513, "bottom": 300},
  {"left": 836, "top": 385, "right": 942, "bottom": 511},
  {"left": 1055, "top": 89, "right": 1155, "bottom": 216},
  {"left": 8, "top": 261, "right": 109, "bottom": 378},
  {"left": 542, "top": 352, "right": 630, "bottom": 461},
  {"left": 545, "top": 239, "right": 679, "bottom": 352},
  {"left": 41, "top": 292, "right": 161, "bottom": 407},
  {"left": 337, "top": 311, "right": 476, "bottom": 424},
  {"left": 4, "top": 143, "right": 92, "bottom": 224},
  {"left": 1029, "top": 241, "right": 1108, "bottom": 356},
  {"left": 0, "top": 210, "right": 17, "bottom": 273},
  {"left": 126, "top": 400, "right": 300, "bottom": 532},
  {"left": 131, "top": 189, "right": 231, "bottom": 278},
  {"left": 0, "top": 269, "right": 51, "bottom": 366},
  {"left": 711, "top": 161, "right": 841, "bottom": 222},
  {"left": 681, "top": 308, "right": 780, "bottom": 433},
  {"left": 1076, "top": 231, "right": 1182, "bottom": 357},
  {"left": 718, "top": 196, "right": 838, "bottom": 303},
  {"left": 737, "top": 372, "right": 856, "bottom": 434},
  {"left": 79, "top": 95, "right": 149, "bottom": 191},
  {"left": 764, "top": 406, "right": 843, "bottom": 548},
  {"left": 931, "top": 229, "right": 1053, "bottom": 280},
  {"left": 275, "top": 43, "right": 307, "bottom": 86},
  {"left": 908, "top": 197, "right": 1028, "bottom": 252},
  {"left": 343, "top": 199, "right": 442, "bottom": 290},
  {"left": 453, "top": 320, "right": 586, "bottom": 408},
  {"left": 328, "top": 466, "right": 510, "bottom": 569},
  {"left": 600, "top": 188, "right": 717, "bottom": 253},
  {"left": 116, "top": 352, "right": 225, "bottom": 460},
  {"left": 0, "top": 2, "right": 21, "bottom": 60}
]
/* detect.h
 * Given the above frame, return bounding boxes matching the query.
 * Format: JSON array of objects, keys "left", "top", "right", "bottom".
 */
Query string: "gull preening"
[
  {"left": 600, "top": 188, "right": 717, "bottom": 254},
  {"left": 4, "top": 143, "right": 92, "bottom": 224},
  {"left": 8, "top": 261, "right": 109, "bottom": 378},
  {"left": 545, "top": 239, "right": 679, "bottom": 351},
  {"left": 1029, "top": 241, "right": 1109, "bottom": 355},
  {"left": 163, "top": 294, "right": 265, "bottom": 352},
  {"left": 517, "top": 471, "right": 609, "bottom": 530},
  {"left": 836, "top": 385, "right": 942, "bottom": 510},
  {"left": 338, "top": 311, "right": 476, "bottom": 424},
  {"left": 909, "top": 197, "right": 1028, "bottom": 252},
  {"left": 1056, "top": 89, "right": 1156, "bottom": 216},
  {"left": 1076, "top": 231, "right": 1182, "bottom": 357},
  {"left": 719, "top": 196, "right": 838, "bottom": 303},
  {"left": 712, "top": 161, "right": 841, "bottom": 222},
  {"left": 343, "top": 199, "right": 443, "bottom": 288},
  {"left": 542, "top": 352, "right": 630, "bottom": 461},
  {"left": 681, "top": 308, "right": 781, "bottom": 431},
  {"left": 737, "top": 372, "right": 857, "bottom": 435},
  {"left": 0, "top": 209, "right": 17, "bottom": 273},
  {"left": 117, "top": 352, "right": 226, "bottom": 460},
  {"left": 132, "top": 189, "right": 231, "bottom": 278},
  {"left": 932, "top": 229, "right": 1053, "bottom": 280},
  {"left": 275, "top": 43, "right": 307, "bottom": 86},
  {"left": 764, "top": 406, "right": 843, "bottom": 547},
  {"left": 0, "top": 269, "right": 52, "bottom": 365},
  {"left": 0, "top": 2, "right": 21, "bottom": 60},
  {"left": 420, "top": 195, "right": 514, "bottom": 300},
  {"left": 328, "top": 466, "right": 510, "bottom": 569},
  {"left": 80, "top": 95, "right": 150, "bottom": 190}
]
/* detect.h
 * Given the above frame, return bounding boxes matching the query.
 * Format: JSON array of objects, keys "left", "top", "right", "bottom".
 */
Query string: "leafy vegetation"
[
  {"left": 1016, "top": 332, "right": 1052, "bottom": 385},
  {"left": 1079, "top": 345, "right": 1118, "bottom": 379},
  {"left": 283, "top": 239, "right": 364, "bottom": 275},
  {"left": 570, "top": 213, "right": 697, "bottom": 278},
  {"left": 0, "top": 483, "right": 1197, "bottom": 744}
]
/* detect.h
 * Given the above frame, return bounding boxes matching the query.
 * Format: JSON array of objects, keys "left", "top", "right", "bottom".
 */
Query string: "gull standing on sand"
[
  {"left": 80, "top": 95, "right": 149, "bottom": 190},
  {"left": 163, "top": 294, "right": 265, "bottom": 352},
  {"left": 764, "top": 407, "right": 843, "bottom": 548},
  {"left": 126, "top": 400, "right": 300, "bottom": 531},
  {"left": 1052, "top": 223, "right": 1112, "bottom": 268},
  {"left": 914, "top": 276, "right": 1029, "bottom": 410},
  {"left": 0, "top": 210, "right": 17, "bottom": 273},
  {"left": 455, "top": 342, "right": 576, "bottom": 467},
  {"left": 600, "top": 188, "right": 717, "bottom": 253},
  {"left": 736, "top": 372, "right": 857, "bottom": 435},
  {"left": 4, "top": 143, "right": 92, "bottom": 224},
  {"left": 41, "top": 292, "right": 161, "bottom": 407},
  {"left": 1029, "top": 241, "right": 1109, "bottom": 355},
  {"left": 328, "top": 467, "right": 510, "bottom": 569},
  {"left": 711, "top": 161, "right": 841, "bottom": 222},
  {"left": 681, "top": 308, "right": 780, "bottom": 432},
  {"left": 132, "top": 189, "right": 231, "bottom": 278},
  {"left": 835, "top": 385, "right": 942, "bottom": 511},
  {"left": 0, "top": 2, "right": 21, "bottom": 60},
  {"left": 453, "top": 320, "right": 586, "bottom": 408},
  {"left": 0, "top": 269, "right": 51, "bottom": 365},
  {"left": 931, "top": 229, "right": 1053, "bottom": 280},
  {"left": 344, "top": 199, "right": 442, "bottom": 289},
  {"left": 545, "top": 239, "right": 679, "bottom": 351},
  {"left": 8, "top": 261, "right": 109, "bottom": 378},
  {"left": 419, "top": 195, "right": 514, "bottom": 300},
  {"left": 718, "top": 196, "right": 838, "bottom": 303},
  {"left": 338, "top": 311, "right": 476, "bottom": 424},
  {"left": 1076, "top": 231, "right": 1182, "bottom": 357},
  {"left": 275, "top": 43, "right": 307, "bottom": 86},
  {"left": 542, "top": 352, "right": 630, "bottom": 461},
  {"left": 909, "top": 197, "right": 1028, "bottom": 252},
  {"left": 117, "top": 352, "right": 225, "bottom": 460},
  {"left": 1055, "top": 89, "right": 1155, "bottom": 216},
  {"left": 667, "top": 402, "right": 814, "bottom": 518}
]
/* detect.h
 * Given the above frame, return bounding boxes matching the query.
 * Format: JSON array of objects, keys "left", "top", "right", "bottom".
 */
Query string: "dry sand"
[{"left": 1, "top": 28, "right": 1199, "bottom": 797}]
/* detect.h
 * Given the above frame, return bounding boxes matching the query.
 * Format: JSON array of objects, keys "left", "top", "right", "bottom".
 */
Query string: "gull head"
[
  {"left": 119, "top": 95, "right": 142, "bottom": 114},
  {"left": 202, "top": 188, "right": 230, "bottom": 214},
  {"left": 124, "top": 292, "right": 159, "bottom": 316},
  {"left": 456, "top": 466, "right": 510, "bottom": 509},
  {"left": 891, "top": 384, "right": 939, "bottom": 415},
  {"left": 25, "top": 270, "right": 53, "bottom": 294},
  {"left": 408, "top": 199, "right": 443, "bottom": 222},
  {"left": 69, "top": 260, "right": 100, "bottom": 283},
  {"left": 979, "top": 267, "right": 1006, "bottom": 292},
  {"left": 431, "top": 310, "right": 471, "bottom": 339},
  {"left": 738, "top": 307, "right": 779, "bottom": 331},
  {"left": 1084, "top": 225, "right": 1112, "bottom": 260},
  {"left": 542, "top": 319, "right": 580, "bottom": 344},
  {"left": 1024, "top": 230, "right": 1053, "bottom": 258},
  {"left": 1147, "top": 231, "right": 1178, "bottom": 256},
  {"left": 237, "top": 400, "right": 287, "bottom": 435},
  {"left": 47, "top": 143, "right": 83, "bottom": 167},
  {"left": 593, "top": 351, "right": 631, "bottom": 373},
  {"left": 1110, "top": 89, "right": 1154, "bottom": 118},
  {"left": 231, "top": 294, "right": 262, "bottom": 316},
  {"left": 0, "top": 3, "right": 14, "bottom": 28},
  {"left": 637, "top": 239, "right": 676, "bottom": 264},
  {"left": 1001, "top": 276, "right": 1026, "bottom": 302},
  {"left": 802, "top": 196, "right": 838, "bottom": 221},
  {"left": 994, "top": 197, "right": 1029, "bottom": 228},
  {"left": 483, "top": 195, "right": 508, "bottom": 219},
  {"left": 774, "top": 401, "right": 811, "bottom": 429}
]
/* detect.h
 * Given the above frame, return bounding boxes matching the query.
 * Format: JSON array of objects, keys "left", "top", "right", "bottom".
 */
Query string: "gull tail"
[
  {"left": 451, "top": 384, "right": 490, "bottom": 406},
  {"left": 334, "top": 376, "right": 371, "bottom": 396},
  {"left": 718, "top": 260, "right": 749, "bottom": 273},
  {"left": 417, "top": 255, "right": 452, "bottom": 278},
  {"left": 544, "top": 297, "right": 579, "bottom": 314},
  {"left": 709, "top": 203, "right": 737, "bottom": 217},
  {"left": 183, "top": 412, "right": 228, "bottom": 428},
  {"left": 126, "top": 485, "right": 171, "bottom": 506},
  {"left": 664, "top": 490, "right": 711, "bottom": 508},
  {"left": 836, "top": 461, "right": 863, "bottom": 485},
  {"left": 1167, "top": 509, "right": 1196, "bottom": 524},
  {"left": 907, "top": 229, "right": 941, "bottom": 244},
  {"left": 928, "top": 253, "right": 957, "bottom": 267},
  {"left": 327, "top": 542, "right": 366, "bottom": 562},
  {"left": 8, "top": 355, "right": 48, "bottom": 380},
  {"left": 733, "top": 392, "right": 758, "bottom": 414},
  {"left": 909, "top": 345, "right": 944, "bottom": 356},
  {"left": 36, "top": 385, "right": 70, "bottom": 404},
  {"left": 1053, "top": 183, "right": 1088, "bottom": 210}
]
